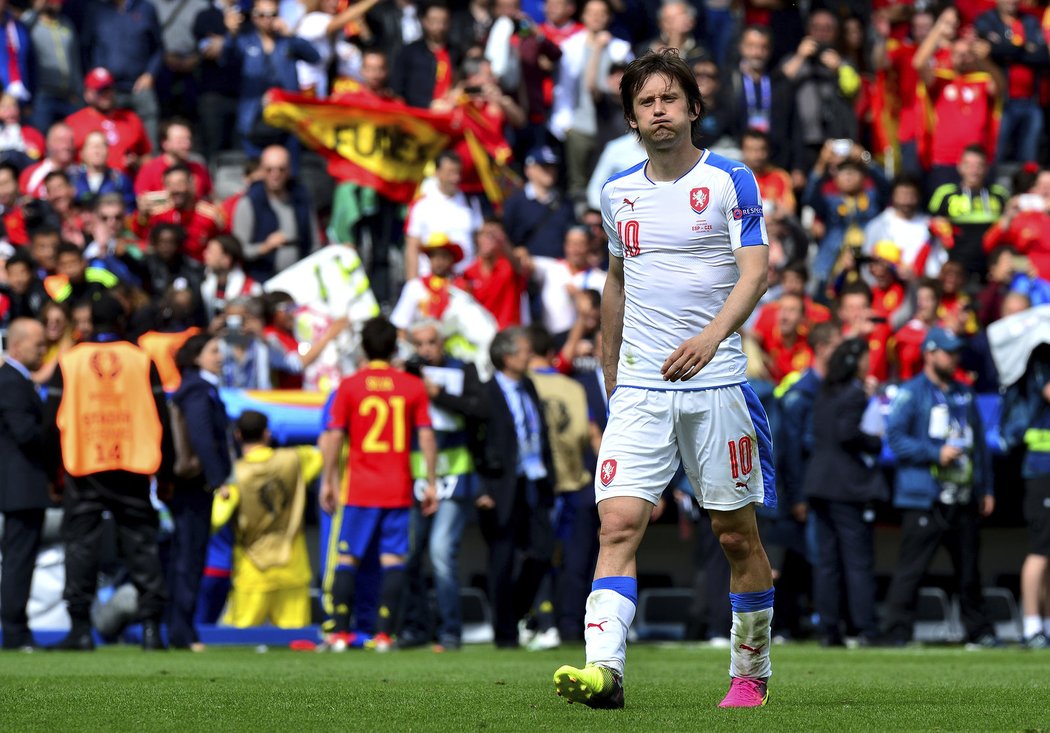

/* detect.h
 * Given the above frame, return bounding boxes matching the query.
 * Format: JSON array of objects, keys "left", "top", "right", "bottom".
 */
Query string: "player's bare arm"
[
  {"left": 601, "top": 254, "right": 626, "bottom": 398},
  {"left": 661, "top": 244, "right": 769, "bottom": 381},
  {"left": 417, "top": 425, "right": 439, "bottom": 516},
  {"left": 318, "top": 428, "right": 345, "bottom": 513}
]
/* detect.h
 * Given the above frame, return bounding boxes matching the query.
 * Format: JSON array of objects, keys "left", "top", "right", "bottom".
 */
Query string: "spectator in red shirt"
[
  {"left": 872, "top": 9, "right": 935, "bottom": 176},
  {"left": 755, "top": 292, "right": 814, "bottom": 384},
  {"left": 131, "top": 164, "right": 226, "bottom": 262},
  {"left": 0, "top": 162, "right": 27, "bottom": 245},
  {"left": 539, "top": 0, "right": 582, "bottom": 46},
  {"left": 455, "top": 218, "right": 527, "bottom": 329},
  {"left": 19, "top": 121, "right": 76, "bottom": 200},
  {"left": 65, "top": 68, "right": 152, "bottom": 173},
  {"left": 134, "top": 119, "right": 213, "bottom": 200},
  {"left": 914, "top": 8, "right": 1003, "bottom": 190},
  {"left": 892, "top": 277, "right": 941, "bottom": 380}
]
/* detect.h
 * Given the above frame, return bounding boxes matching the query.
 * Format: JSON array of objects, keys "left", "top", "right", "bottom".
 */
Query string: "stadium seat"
[
  {"left": 982, "top": 587, "right": 1022, "bottom": 642},
  {"left": 636, "top": 588, "right": 694, "bottom": 641},
  {"left": 913, "top": 587, "right": 959, "bottom": 643},
  {"left": 460, "top": 587, "right": 494, "bottom": 645}
]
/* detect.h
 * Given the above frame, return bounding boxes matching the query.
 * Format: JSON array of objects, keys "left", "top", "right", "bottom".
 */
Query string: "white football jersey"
[{"left": 600, "top": 150, "right": 769, "bottom": 390}]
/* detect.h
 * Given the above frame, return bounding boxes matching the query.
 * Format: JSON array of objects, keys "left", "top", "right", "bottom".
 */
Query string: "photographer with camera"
[
  {"left": 803, "top": 140, "right": 887, "bottom": 297},
  {"left": 781, "top": 10, "right": 860, "bottom": 180}
]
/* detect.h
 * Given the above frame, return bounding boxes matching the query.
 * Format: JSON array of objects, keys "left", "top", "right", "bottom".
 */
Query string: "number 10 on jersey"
[{"left": 617, "top": 220, "right": 641, "bottom": 257}]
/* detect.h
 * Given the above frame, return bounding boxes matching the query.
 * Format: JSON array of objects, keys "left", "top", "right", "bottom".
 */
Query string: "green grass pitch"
[{"left": 1, "top": 643, "right": 1048, "bottom": 731}]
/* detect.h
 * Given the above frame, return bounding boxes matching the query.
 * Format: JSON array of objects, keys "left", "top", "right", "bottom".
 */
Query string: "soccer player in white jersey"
[{"left": 553, "top": 49, "right": 776, "bottom": 710}]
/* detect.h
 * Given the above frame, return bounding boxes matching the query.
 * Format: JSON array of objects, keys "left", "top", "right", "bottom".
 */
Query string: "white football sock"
[
  {"left": 1024, "top": 615, "right": 1042, "bottom": 639},
  {"left": 729, "top": 607, "right": 773, "bottom": 680},
  {"left": 583, "top": 589, "right": 636, "bottom": 678}
]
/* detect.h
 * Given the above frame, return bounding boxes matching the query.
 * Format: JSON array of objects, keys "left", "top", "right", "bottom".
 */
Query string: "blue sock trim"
[
  {"left": 382, "top": 564, "right": 406, "bottom": 572},
  {"left": 729, "top": 588, "right": 775, "bottom": 613},
  {"left": 592, "top": 576, "right": 638, "bottom": 606},
  {"left": 335, "top": 565, "right": 357, "bottom": 574}
]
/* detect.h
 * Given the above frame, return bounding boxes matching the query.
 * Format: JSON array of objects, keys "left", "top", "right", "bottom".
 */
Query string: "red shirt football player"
[
  {"left": 319, "top": 316, "right": 437, "bottom": 650},
  {"left": 65, "top": 68, "right": 152, "bottom": 173}
]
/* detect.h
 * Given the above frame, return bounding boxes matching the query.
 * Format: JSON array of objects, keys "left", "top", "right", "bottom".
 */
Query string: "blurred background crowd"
[{"left": 1, "top": 0, "right": 1050, "bottom": 652}]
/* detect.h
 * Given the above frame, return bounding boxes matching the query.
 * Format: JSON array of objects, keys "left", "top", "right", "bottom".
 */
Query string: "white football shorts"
[{"left": 595, "top": 382, "right": 777, "bottom": 511}]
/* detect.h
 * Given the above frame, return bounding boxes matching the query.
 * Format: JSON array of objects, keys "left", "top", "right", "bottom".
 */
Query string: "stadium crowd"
[{"left": 1, "top": 0, "right": 1050, "bottom": 653}]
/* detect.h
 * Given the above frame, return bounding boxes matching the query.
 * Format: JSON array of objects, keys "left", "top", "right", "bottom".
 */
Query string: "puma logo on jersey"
[
  {"left": 586, "top": 621, "right": 609, "bottom": 632},
  {"left": 615, "top": 197, "right": 640, "bottom": 216}
]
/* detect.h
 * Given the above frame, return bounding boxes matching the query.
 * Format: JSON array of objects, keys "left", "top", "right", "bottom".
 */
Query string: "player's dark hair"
[
  {"left": 175, "top": 332, "right": 215, "bottom": 373},
  {"left": 236, "top": 410, "right": 270, "bottom": 443},
  {"left": 490, "top": 327, "right": 526, "bottom": 371},
  {"left": 620, "top": 49, "right": 705, "bottom": 147},
  {"left": 361, "top": 316, "right": 398, "bottom": 361},
  {"left": 823, "top": 337, "right": 868, "bottom": 394}
]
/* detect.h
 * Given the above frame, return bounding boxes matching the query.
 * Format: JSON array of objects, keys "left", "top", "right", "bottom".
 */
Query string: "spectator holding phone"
[{"left": 131, "top": 164, "right": 226, "bottom": 263}]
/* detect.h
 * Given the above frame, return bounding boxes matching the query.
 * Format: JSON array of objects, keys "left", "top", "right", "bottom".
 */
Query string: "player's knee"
[
  {"left": 336, "top": 554, "right": 356, "bottom": 567},
  {"left": 717, "top": 530, "right": 752, "bottom": 562},
  {"left": 599, "top": 514, "right": 642, "bottom": 548}
]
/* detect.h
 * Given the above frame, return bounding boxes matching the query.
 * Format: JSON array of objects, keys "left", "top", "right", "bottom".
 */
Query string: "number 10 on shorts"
[{"left": 728, "top": 436, "right": 753, "bottom": 480}]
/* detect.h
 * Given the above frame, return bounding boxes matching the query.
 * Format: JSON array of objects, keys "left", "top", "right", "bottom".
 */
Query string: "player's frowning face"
[{"left": 628, "top": 73, "right": 697, "bottom": 151}]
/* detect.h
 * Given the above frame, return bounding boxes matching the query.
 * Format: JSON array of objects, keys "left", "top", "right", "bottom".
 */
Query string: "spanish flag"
[{"left": 263, "top": 88, "right": 515, "bottom": 204}]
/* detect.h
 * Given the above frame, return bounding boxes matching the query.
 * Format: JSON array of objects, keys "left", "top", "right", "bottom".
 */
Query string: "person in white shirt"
[
  {"left": 863, "top": 175, "right": 941, "bottom": 280},
  {"left": 552, "top": 49, "right": 776, "bottom": 711},
  {"left": 548, "top": 0, "right": 632, "bottom": 203},
  {"left": 295, "top": 0, "right": 382, "bottom": 97},
  {"left": 527, "top": 226, "right": 606, "bottom": 339},
  {"left": 404, "top": 150, "right": 482, "bottom": 280}
]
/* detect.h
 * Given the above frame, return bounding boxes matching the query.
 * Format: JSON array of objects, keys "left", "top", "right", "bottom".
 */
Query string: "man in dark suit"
[
  {"left": 475, "top": 327, "right": 554, "bottom": 648},
  {"left": 0, "top": 318, "right": 51, "bottom": 651}
]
